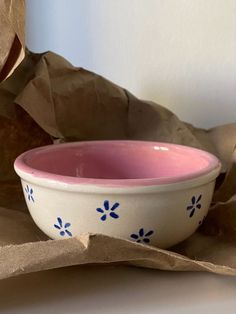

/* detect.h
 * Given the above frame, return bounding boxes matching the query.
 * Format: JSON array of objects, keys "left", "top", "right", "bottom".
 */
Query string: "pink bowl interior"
[{"left": 15, "top": 141, "right": 220, "bottom": 185}]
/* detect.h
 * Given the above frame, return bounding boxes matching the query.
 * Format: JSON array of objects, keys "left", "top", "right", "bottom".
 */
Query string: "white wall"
[{"left": 26, "top": 0, "right": 236, "bottom": 128}]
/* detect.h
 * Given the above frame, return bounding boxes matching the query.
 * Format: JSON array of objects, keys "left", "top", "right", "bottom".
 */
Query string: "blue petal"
[
  {"left": 96, "top": 208, "right": 104, "bottom": 213},
  {"left": 110, "top": 202, "right": 119, "bottom": 211},
  {"left": 60, "top": 230, "right": 65, "bottom": 236},
  {"left": 139, "top": 228, "right": 144, "bottom": 237},
  {"left": 130, "top": 234, "right": 139, "bottom": 240},
  {"left": 190, "top": 208, "right": 195, "bottom": 217},
  {"left": 110, "top": 212, "right": 119, "bottom": 219},
  {"left": 28, "top": 195, "right": 31, "bottom": 201},
  {"left": 101, "top": 214, "right": 107, "bottom": 221},
  {"left": 31, "top": 196, "right": 35, "bottom": 202},
  {"left": 197, "top": 194, "right": 202, "bottom": 203},
  {"left": 54, "top": 224, "right": 61, "bottom": 230},
  {"left": 187, "top": 205, "right": 193, "bottom": 210},
  {"left": 57, "top": 217, "right": 63, "bottom": 227},
  {"left": 145, "top": 230, "right": 154, "bottom": 237},
  {"left": 104, "top": 200, "right": 109, "bottom": 210},
  {"left": 137, "top": 239, "right": 141, "bottom": 243},
  {"left": 65, "top": 229, "right": 72, "bottom": 237},
  {"left": 30, "top": 188, "right": 33, "bottom": 194},
  {"left": 191, "top": 196, "right": 196, "bottom": 204},
  {"left": 143, "top": 238, "right": 150, "bottom": 243},
  {"left": 64, "top": 222, "right": 71, "bottom": 228},
  {"left": 26, "top": 185, "right": 29, "bottom": 192},
  {"left": 196, "top": 204, "right": 201, "bottom": 209}
]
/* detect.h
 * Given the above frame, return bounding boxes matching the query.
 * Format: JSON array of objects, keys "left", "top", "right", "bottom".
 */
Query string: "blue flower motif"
[
  {"left": 187, "top": 195, "right": 202, "bottom": 217},
  {"left": 54, "top": 217, "right": 72, "bottom": 237},
  {"left": 130, "top": 228, "right": 154, "bottom": 244},
  {"left": 25, "top": 185, "right": 34, "bottom": 202},
  {"left": 96, "top": 200, "right": 120, "bottom": 221}
]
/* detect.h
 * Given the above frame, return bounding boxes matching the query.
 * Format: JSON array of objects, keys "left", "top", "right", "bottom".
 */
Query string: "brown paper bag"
[
  {"left": 0, "top": 51, "right": 236, "bottom": 280},
  {"left": 0, "top": 0, "right": 25, "bottom": 82}
]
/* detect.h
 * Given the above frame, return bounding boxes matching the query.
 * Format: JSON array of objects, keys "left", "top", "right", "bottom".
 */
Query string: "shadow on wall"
[{"left": 140, "top": 66, "right": 236, "bottom": 128}]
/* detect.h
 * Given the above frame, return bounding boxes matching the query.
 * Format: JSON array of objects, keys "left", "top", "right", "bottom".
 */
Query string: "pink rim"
[{"left": 14, "top": 140, "right": 221, "bottom": 187}]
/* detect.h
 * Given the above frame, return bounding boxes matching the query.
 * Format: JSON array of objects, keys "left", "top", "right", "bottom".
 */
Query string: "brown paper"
[
  {"left": 0, "top": 50, "right": 236, "bottom": 280},
  {"left": 0, "top": 0, "right": 25, "bottom": 82}
]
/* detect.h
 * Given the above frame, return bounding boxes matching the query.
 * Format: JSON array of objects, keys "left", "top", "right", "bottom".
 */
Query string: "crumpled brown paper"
[
  {"left": 0, "top": 0, "right": 25, "bottom": 82},
  {"left": 0, "top": 50, "right": 236, "bottom": 280}
]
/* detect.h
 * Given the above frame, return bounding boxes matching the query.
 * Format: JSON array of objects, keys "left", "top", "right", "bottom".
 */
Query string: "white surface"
[
  {"left": 26, "top": 0, "right": 236, "bottom": 128},
  {"left": 0, "top": 265, "right": 235, "bottom": 314}
]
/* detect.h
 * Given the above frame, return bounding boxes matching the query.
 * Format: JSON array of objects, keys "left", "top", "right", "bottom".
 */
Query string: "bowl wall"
[{"left": 20, "top": 179, "right": 215, "bottom": 248}]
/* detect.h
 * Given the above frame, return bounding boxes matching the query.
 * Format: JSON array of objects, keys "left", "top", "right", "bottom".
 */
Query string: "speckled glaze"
[{"left": 14, "top": 141, "right": 221, "bottom": 248}]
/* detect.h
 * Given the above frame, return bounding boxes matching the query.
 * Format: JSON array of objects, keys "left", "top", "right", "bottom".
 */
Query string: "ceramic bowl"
[{"left": 14, "top": 140, "right": 221, "bottom": 248}]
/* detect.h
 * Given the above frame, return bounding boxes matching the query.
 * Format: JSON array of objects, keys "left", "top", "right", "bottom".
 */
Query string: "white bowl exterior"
[{"left": 20, "top": 179, "right": 215, "bottom": 248}]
